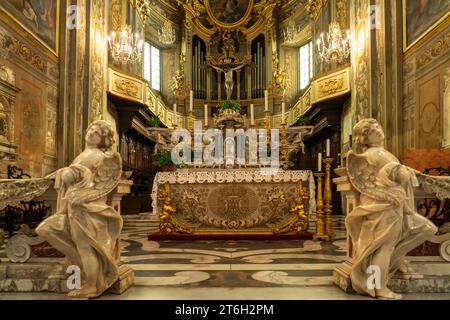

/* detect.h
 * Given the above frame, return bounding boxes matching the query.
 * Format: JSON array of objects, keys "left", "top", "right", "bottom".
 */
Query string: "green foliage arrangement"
[
  {"left": 219, "top": 100, "right": 241, "bottom": 113},
  {"left": 147, "top": 115, "right": 161, "bottom": 127},
  {"left": 152, "top": 149, "right": 175, "bottom": 169},
  {"left": 294, "top": 115, "right": 311, "bottom": 126}
]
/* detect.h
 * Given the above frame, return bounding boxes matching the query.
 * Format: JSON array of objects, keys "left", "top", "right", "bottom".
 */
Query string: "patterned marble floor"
[
  {"left": 1, "top": 214, "right": 449, "bottom": 300},
  {"left": 121, "top": 214, "right": 348, "bottom": 289}
]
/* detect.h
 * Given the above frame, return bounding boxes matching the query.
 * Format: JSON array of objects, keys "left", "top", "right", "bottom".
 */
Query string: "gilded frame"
[
  {"left": 402, "top": 0, "right": 450, "bottom": 53},
  {"left": 205, "top": 0, "right": 254, "bottom": 31},
  {"left": 0, "top": 1, "right": 60, "bottom": 57}
]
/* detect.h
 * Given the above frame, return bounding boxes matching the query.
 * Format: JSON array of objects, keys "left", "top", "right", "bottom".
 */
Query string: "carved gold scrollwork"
[
  {"left": 319, "top": 77, "right": 344, "bottom": 96},
  {"left": 171, "top": 70, "right": 187, "bottom": 97},
  {"left": 128, "top": 0, "right": 151, "bottom": 23},
  {"left": 416, "top": 32, "right": 450, "bottom": 70},
  {"left": 12, "top": 39, "right": 47, "bottom": 73},
  {"left": 272, "top": 182, "right": 309, "bottom": 234},
  {"left": 158, "top": 183, "right": 192, "bottom": 234},
  {"left": 305, "top": 0, "right": 324, "bottom": 20},
  {"left": 272, "top": 68, "right": 287, "bottom": 98},
  {"left": 114, "top": 79, "right": 140, "bottom": 98}
]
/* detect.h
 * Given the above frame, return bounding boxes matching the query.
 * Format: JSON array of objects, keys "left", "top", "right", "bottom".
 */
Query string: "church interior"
[{"left": 0, "top": 0, "right": 449, "bottom": 302}]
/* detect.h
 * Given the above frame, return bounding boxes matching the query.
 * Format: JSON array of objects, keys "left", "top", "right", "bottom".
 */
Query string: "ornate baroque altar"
[{"left": 151, "top": 168, "right": 316, "bottom": 236}]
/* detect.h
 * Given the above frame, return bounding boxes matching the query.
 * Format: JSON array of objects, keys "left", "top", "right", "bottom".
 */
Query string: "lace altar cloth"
[{"left": 151, "top": 169, "right": 316, "bottom": 219}]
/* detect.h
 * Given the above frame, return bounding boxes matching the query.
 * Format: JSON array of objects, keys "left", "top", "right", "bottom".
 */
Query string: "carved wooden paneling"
[{"left": 416, "top": 64, "right": 448, "bottom": 148}]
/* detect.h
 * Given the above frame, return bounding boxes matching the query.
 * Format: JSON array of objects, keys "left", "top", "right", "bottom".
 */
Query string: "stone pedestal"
[
  {"left": 332, "top": 168, "right": 450, "bottom": 295},
  {"left": 333, "top": 257, "right": 450, "bottom": 294},
  {"left": 0, "top": 258, "right": 68, "bottom": 293},
  {"left": 0, "top": 257, "right": 135, "bottom": 295},
  {"left": 108, "top": 263, "right": 135, "bottom": 295}
]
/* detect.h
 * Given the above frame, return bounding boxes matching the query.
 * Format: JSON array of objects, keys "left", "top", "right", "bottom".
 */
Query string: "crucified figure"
[{"left": 210, "top": 64, "right": 245, "bottom": 100}]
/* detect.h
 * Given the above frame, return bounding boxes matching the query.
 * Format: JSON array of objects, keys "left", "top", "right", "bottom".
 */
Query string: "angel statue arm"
[
  {"left": 345, "top": 118, "right": 448, "bottom": 300},
  {"left": 35, "top": 120, "right": 124, "bottom": 299}
]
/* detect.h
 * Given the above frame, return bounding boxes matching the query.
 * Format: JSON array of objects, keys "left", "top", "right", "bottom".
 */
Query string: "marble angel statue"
[
  {"left": 35, "top": 120, "right": 123, "bottom": 298},
  {"left": 346, "top": 118, "right": 450, "bottom": 299}
]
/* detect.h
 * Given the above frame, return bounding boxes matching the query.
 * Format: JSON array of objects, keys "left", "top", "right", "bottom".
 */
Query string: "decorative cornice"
[
  {"left": 129, "top": 0, "right": 152, "bottom": 23},
  {"left": 305, "top": 0, "right": 324, "bottom": 20},
  {"left": 416, "top": 32, "right": 450, "bottom": 70},
  {"left": 12, "top": 39, "right": 47, "bottom": 73}
]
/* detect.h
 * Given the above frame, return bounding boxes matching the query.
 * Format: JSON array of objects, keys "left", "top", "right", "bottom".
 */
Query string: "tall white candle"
[
  {"left": 189, "top": 90, "right": 193, "bottom": 112},
  {"left": 204, "top": 104, "right": 208, "bottom": 127},
  {"left": 264, "top": 90, "right": 269, "bottom": 111},
  {"left": 281, "top": 102, "right": 286, "bottom": 124},
  {"left": 318, "top": 152, "right": 322, "bottom": 172},
  {"left": 173, "top": 103, "right": 177, "bottom": 114},
  {"left": 250, "top": 104, "right": 255, "bottom": 125},
  {"left": 326, "top": 139, "right": 330, "bottom": 157}
]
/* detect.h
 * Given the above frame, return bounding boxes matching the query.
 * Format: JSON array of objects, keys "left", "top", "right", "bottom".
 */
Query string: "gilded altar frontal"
[{"left": 0, "top": 0, "right": 449, "bottom": 309}]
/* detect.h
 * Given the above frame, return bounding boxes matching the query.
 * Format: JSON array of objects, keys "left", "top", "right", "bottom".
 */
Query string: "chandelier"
[
  {"left": 158, "top": 20, "right": 176, "bottom": 45},
  {"left": 316, "top": 22, "right": 351, "bottom": 63},
  {"left": 282, "top": 19, "right": 300, "bottom": 45},
  {"left": 107, "top": 25, "right": 143, "bottom": 64}
]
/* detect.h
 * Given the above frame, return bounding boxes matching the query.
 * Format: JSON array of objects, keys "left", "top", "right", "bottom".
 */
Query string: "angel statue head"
[
  {"left": 85, "top": 120, "right": 115, "bottom": 151},
  {"left": 352, "top": 118, "right": 385, "bottom": 153}
]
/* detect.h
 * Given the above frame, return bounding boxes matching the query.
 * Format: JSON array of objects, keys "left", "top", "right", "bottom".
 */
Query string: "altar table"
[{"left": 151, "top": 169, "right": 316, "bottom": 236}]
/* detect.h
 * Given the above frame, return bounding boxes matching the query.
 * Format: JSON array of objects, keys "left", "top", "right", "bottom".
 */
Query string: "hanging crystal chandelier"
[
  {"left": 316, "top": 22, "right": 351, "bottom": 63},
  {"left": 107, "top": 25, "right": 144, "bottom": 64},
  {"left": 282, "top": 19, "right": 300, "bottom": 45},
  {"left": 158, "top": 20, "right": 176, "bottom": 46}
]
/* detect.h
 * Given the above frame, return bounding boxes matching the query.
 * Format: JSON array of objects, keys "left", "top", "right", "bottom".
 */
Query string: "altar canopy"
[{"left": 151, "top": 169, "right": 316, "bottom": 235}]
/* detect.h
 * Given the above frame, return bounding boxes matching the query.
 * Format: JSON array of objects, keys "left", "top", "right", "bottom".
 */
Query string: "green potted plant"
[
  {"left": 294, "top": 115, "right": 311, "bottom": 126},
  {"left": 219, "top": 100, "right": 241, "bottom": 113},
  {"left": 153, "top": 149, "right": 176, "bottom": 171},
  {"left": 147, "top": 115, "right": 161, "bottom": 127}
]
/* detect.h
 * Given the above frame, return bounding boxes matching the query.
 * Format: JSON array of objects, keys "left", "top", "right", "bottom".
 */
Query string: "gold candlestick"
[
  {"left": 323, "top": 157, "right": 334, "bottom": 241},
  {"left": 313, "top": 172, "right": 328, "bottom": 241},
  {"left": 280, "top": 124, "right": 288, "bottom": 162},
  {"left": 187, "top": 110, "right": 194, "bottom": 133},
  {"left": 264, "top": 110, "right": 271, "bottom": 145}
]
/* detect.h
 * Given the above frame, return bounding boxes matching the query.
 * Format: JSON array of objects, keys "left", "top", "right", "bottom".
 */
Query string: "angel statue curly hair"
[
  {"left": 352, "top": 118, "right": 382, "bottom": 153},
  {"left": 85, "top": 120, "right": 115, "bottom": 150}
]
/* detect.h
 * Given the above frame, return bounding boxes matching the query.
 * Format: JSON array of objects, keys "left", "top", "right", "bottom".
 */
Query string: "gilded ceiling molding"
[
  {"left": 128, "top": 0, "right": 151, "bottom": 23},
  {"left": 305, "top": 0, "right": 325, "bottom": 20},
  {"left": 280, "top": 23, "right": 312, "bottom": 47}
]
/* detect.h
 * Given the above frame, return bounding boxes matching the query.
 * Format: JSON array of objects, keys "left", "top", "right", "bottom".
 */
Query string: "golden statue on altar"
[
  {"left": 158, "top": 183, "right": 191, "bottom": 234},
  {"left": 273, "top": 182, "right": 309, "bottom": 234}
]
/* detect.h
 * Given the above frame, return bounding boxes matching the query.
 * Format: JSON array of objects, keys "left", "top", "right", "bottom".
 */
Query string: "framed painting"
[
  {"left": 403, "top": 0, "right": 450, "bottom": 52},
  {"left": 205, "top": 0, "right": 254, "bottom": 30},
  {"left": 0, "top": 0, "right": 60, "bottom": 57}
]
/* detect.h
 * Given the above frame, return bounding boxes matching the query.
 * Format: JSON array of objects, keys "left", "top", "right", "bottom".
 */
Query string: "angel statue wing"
[
  {"left": 75, "top": 150, "right": 123, "bottom": 204},
  {"left": 414, "top": 171, "right": 450, "bottom": 201},
  {"left": 346, "top": 151, "right": 404, "bottom": 205}
]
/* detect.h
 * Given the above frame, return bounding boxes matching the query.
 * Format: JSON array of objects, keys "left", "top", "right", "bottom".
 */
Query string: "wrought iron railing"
[
  {"left": 417, "top": 166, "right": 450, "bottom": 227},
  {"left": 0, "top": 165, "right": 51, "bottom": 237}
]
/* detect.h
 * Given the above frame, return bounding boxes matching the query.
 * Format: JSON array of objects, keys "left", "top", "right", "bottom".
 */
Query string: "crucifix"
[
  {"left": 206, "top": 34, "right": 248, "bottom": 100},
  {"left": 210, "top": 63, "right": 245, "bottom": 100}
]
